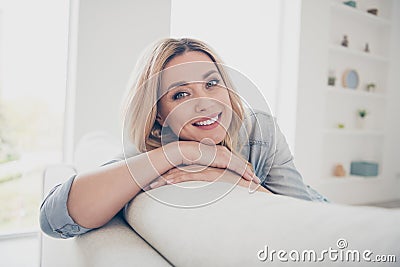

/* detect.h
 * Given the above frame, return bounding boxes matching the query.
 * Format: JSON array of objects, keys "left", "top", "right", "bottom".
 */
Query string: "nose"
[
  {"left": 195, "top": 98, "right": 213, "bottom": 113},
  {"left": 193, "top": 82, "right": 213, "bottom": 113}
]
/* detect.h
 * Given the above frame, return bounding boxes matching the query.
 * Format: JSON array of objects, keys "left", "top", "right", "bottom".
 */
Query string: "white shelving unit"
[
  {"left": 330, "top": 1, "right": 391, "bottom": 26},
  {"left": 322, "top": 128, "right": 384, "bottom": 136},
  {"left": 326, "top": 86, "right": 386, "bottom": 99},
  {"left": 296, "top": 0, "right": 400, "bottom": 204},
  {"left": 322, "top": 175, "right": 383, "bottom": 184},
  {"left": 328, "top": 44, "right": 389, "bottom": 63},
  {"left": 323, "top": 0, "right": 392, "bottom": 182}
]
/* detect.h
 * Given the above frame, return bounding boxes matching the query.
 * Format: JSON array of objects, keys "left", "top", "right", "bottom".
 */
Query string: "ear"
[{"left": 156, "top": 113, "right": 168, "bottom": 127}]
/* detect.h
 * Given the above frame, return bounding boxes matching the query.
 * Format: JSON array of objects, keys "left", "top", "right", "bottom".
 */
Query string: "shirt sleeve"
[
  {"left": 39, "top": 158, "right": 127, "bottom": 239},
  {"left": 259, "top": 119, "right": 330, "bottom": 203},
  {"left": 39, "top": 175, "right": 93, "bottom": 239}
]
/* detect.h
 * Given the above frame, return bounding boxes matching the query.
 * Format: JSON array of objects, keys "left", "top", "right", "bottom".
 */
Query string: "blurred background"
[{"left": 0, "top": 0, "right": 399, "bottom": 266}]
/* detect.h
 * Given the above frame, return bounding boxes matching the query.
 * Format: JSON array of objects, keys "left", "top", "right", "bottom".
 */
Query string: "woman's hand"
[
  {"left": 163, "top": 141, "right": 260, "bottom": 184},
  {"left": 143, "top": 165, "right": 269, "bottom": 193}
]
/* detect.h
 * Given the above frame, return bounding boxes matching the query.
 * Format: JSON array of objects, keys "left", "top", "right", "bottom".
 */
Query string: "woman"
[{"left": 40, "top": 38, "right": 328, "bottom": 239}]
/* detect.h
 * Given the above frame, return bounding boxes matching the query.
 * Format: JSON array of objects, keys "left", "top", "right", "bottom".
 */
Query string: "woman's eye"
[
  {"left": 206, "top": 79, "right": 220, "bottom": 88},
  {"left": 173, "top": 91, "right": 189, "bottom": 100}
]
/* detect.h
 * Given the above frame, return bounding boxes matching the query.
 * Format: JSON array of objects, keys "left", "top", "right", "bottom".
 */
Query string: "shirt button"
[{"left": 71, "top": 225, "right": 80, "bottom": 232}]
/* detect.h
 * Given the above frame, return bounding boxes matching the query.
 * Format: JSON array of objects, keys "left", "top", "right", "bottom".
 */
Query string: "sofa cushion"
[
  {"left": 125, "top": 181, "right": 400, "bottom": 266},
  {"left": 75, "top": 215, "right": 172, "bottom": 267}
]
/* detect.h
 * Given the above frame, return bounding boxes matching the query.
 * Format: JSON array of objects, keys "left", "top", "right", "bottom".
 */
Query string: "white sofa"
[{"left": 41, "top": 132, "right": 400, "bottom": 266}]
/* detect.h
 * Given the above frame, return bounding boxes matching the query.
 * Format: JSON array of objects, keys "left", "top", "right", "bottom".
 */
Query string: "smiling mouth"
[{"left": 192, "top": 112, "right": 222, "bottom": 127}]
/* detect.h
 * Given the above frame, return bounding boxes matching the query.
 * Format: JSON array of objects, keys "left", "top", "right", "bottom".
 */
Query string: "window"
[{"left": 0, "top": 0, "right": 69, "bottom": 235}]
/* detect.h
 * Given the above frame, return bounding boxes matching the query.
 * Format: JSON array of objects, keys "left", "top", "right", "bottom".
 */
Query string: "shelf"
[
  {"left": 330, "top": 1, "right": 391, "bottom": 27},
  {"left": 321, "top": 175, "right": 382, "bottom": 184},
  {"left": 322, "top": 129, "right": 384, "bottom": 136},
  {"left": 329, "top": 44, "right": 389, "bottom": 63},
  {"left": 326, "top": 86, "right": 386, "bottom": 100}
]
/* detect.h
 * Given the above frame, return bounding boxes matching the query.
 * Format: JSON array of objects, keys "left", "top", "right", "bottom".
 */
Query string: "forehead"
[
  {"left": 160, "top": 51, "right": 219, "bottom": 93},
  {"left": 165, "top": 51, "right": 213, "bottom": 68}
]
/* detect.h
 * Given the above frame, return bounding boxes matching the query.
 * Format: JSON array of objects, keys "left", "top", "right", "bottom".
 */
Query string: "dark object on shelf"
[
  {"left": 367, "top": 8, "right": 378, "bottom": 16},
  {"left": 366, "top": 83, "right": 376, "bottom": 92},
  {"left": 364, "top": 43, "right": 370, "bottom": 53},
  {"left": 357, "top": 109, "right": 367, "bottom": 118},
  {"left": 337, "top": 123, "right": 345, "bottom": 129},
  {"left": 343, "top": 1, "right": 356, "bottom": 8},
  {"left": 341, "top": 35, "right": 349, "bottom": 47},
  {"left": 328, "top": 76, "right": 336, "bottom": 86},
  {"left": 350, "top": 161, "right": 379, "bottom": 177}
]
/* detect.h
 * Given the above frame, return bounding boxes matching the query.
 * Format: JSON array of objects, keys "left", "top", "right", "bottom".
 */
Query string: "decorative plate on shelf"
[{"left": 342, "top": 69, "right": 359, "bottom": 89}]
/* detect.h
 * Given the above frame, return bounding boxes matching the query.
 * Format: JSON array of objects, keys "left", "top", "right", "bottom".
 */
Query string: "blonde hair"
[{"left": 123, "top": 38, "right": 248, "bottom": 159}]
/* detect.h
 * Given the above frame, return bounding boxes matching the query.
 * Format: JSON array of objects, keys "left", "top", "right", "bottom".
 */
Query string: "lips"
[{"left": 192, "top": 112, "right": 221, "bottom": 127}]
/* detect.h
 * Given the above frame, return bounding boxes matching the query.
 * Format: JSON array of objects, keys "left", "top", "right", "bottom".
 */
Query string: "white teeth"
[{"left": 194, "top": 114, "right": 219, "bottom": 126}]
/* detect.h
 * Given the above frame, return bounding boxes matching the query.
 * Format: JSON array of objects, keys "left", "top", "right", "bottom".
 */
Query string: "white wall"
[
  {"left": 65, "top": 0, "right": 171, "bottom": 162},
  {"left": 66, "top": 0, "right": 303, "bottom": 159},
  {"left": 295, "top": 0, "right": 329, "bottom": 186},
  {"left": 275, "top": 0, "right": 302, "bottom": 154},
  {"left": 382, "top": 0, "right": 400, "bottom": 198},
  {"left": 170, "top": 0, "right": 302, "bottom": 153},
  {"left": 170, "top": 0, "right": 280, "bottom": 115}
]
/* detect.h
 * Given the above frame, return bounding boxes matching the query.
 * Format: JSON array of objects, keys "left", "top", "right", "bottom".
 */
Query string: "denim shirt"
[{"left": 40, "top": 110, "right": 329, "bottom": 239}]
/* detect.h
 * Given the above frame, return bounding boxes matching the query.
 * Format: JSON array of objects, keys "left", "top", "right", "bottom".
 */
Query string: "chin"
[
  {"left": 187, "top": 135, "right": 224, "bottom": 145},
  {"left": 206, "top": 134, "right": 226, "bottom": 145}
]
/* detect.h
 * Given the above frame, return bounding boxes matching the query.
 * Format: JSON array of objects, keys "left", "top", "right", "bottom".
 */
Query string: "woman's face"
[{"left": 157, "top": 51, "right": 233, "bottom": 144}]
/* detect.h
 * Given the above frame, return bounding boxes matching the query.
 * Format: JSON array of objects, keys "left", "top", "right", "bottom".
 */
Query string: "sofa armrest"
[
  {"left": 42, "top": 163, "right": 77, "bottom": 197},
  {"left": 40, "top": 164, "right": 171, "bottom": 267},
  {"left": 40, "top": 163, "right": 81, "bottom": 267},
  {"left": 75, "top": 215, "right": 171, "bottom": 267}
]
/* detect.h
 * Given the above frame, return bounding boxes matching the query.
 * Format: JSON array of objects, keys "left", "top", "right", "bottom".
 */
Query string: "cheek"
[
  {"left": 164, "top": 104, "right": 192, "bottom": 132},
  {"left": 218, "top": 89, "right": 232, "bottom": 107},
  {"left": 220, "top": 92, "right": 233, "bottom": 117}
]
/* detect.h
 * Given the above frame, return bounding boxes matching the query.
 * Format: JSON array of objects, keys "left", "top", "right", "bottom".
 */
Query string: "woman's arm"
[
  {"left": 40, "top": 143, "right": 179, "bottom": 238},
  {"left": 40, "top": 140, "right": 258, "bottom": 238},
  {"left": 67, "top": 144, "right": 177, "bottom": 229},
  {"left": 68, "top": 140, "right": 261, "bottom": 228},
  {"left": 260, "top": 117, "right": 329, "bottom": 202}
]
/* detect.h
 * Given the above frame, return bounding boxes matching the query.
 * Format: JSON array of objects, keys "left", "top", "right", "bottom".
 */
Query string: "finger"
[
  {"left": 212, "top": 146, "right": 251, "bottom": 178},
  {"left": 142, "top": 185, "right": 151, "bottom": 191},
  {"left": 247, "top": 179, "right": 261, "bottom": 194},
  {"left": 166, "top": 167, "right": 180, "bottom": 175},
  {"left": 160, "top": 171, "right": 183, "bottom": 186},
  {"left": 180, "top": 164, "right": 204, "bottom": 172},
  {"left": 243, "top": 166, "right": 260, "bottom": 184},
  {"left": 166, "top": 178, "right": 175, "bottom": 185},
  {"left": 168, "top": 171, "right": 192, "bottom": 184},
  {"left": 148, "top": 175, "right": 169, "bottom": 189},
  {"left": 232, "top": 162, "right": 260, "bottom": 184},
  {"left": 225, "top": 155, "right": 252, "bottom": 180},
  {"left": 243, "top": 172, "right": 261, "bottom": 184},
  {"left": 165, "top": 172, "right": 197, "bottom": 185}
]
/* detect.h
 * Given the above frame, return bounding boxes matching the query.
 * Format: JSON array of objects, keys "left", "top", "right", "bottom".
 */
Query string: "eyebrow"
[
  {"left": 166, "top": 69, "right": 219, "bottom": 91},
  {"left": 202, "top": 69, "right": 218, "bottom": 79}
]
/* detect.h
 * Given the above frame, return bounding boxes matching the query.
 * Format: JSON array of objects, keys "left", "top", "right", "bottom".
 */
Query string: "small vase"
[{"left": 356, "top": 116, "right": 367, "bottom": 129}]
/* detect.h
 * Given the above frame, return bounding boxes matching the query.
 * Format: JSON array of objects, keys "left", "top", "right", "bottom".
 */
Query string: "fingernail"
[
  {"left": 150, "top": 181, "right": 159, "bottom": 188},
  {"left": 166, "top": 179, "right": 174, "bottom": 184},
  {"left": 253, "top": 176, "right": 261, "bottom": 184}
]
